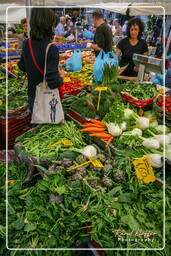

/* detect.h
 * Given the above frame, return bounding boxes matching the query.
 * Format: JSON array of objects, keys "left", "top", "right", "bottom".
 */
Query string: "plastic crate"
[
  {"left": 0, "top": 51, "right": 19, "bottom": 58},
  {"left": 0, "top": 109, "right": 31, "bottom": 149}
]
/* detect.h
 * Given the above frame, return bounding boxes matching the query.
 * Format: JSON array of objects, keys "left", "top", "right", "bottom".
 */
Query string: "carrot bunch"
[{"left": 80, "top": 120, "right": 113, "bottom": 147}]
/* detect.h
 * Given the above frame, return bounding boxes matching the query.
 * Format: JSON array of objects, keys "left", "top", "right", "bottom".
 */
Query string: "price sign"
[
  {"left": 95, "top": 86, "right": 108, "bottom": 91},
  {"left": 48, "top": 139, "right": 73, "bottom": 148},
  {"left": 133, "top": 157, "right": 156, "bottom": 184},
  {"left": 94, "top": 87, "right": 108, "bottom": 111},
  {"left": 67, "top": 158, "right": 104, "bottom": 172},
  {"left": 6, "top": 179, "right": 16, "bottom": 184},
  {"left": 89, "top": 158, "right": 104, "bottom": 168},
  {"left": 67, "top": 160, "right": 91, "bottom": 172},
  {"left": 61, "top": 139, "right": 73, "bottom": 146}
]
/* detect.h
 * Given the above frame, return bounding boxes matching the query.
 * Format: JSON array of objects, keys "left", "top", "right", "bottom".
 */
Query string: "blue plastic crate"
[
  {"left": 56, "top": 45, "right": 63, "bottom": 50},
  {"left": 1, "top": 43, "right": 10, "bottom": 48},
  {"left": 0, "top": 51, "right": 19, "bottom": 58}
]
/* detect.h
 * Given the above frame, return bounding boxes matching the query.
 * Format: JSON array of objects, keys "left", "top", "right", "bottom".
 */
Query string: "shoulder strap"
[
  {"left": 43, "top": 42, "right": 54, "bottom": 82},
  {"left": 28, "top": 38, "right": 44, "bottom": 75}
]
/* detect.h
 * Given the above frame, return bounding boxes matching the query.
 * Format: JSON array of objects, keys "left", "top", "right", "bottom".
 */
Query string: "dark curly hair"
[
  {"left": 126, "top": 17, "right": 145, "bottom": 40},
  {"left": 30, "top": 8, "right": 55, "bottom": 40}
]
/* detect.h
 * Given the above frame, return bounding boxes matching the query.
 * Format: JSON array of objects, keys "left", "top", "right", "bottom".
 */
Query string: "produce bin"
[
  {"left": 0, "top": 51, "right": 19, "bottom": 58},
  {"left": 0, "top": 108, "right": 31, "bottom": 149}
]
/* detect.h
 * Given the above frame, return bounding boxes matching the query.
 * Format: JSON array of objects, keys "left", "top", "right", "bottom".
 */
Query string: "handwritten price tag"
[
  {"left": 94, "top": 87, "right": 108, "bottom": 111},
  {"left": 48, "top": 139, "right": 73, "bottom": 148},
  {"left": 90, "top": 158, "right": 104, "bottom": 168},
  {"left": 67, "top": 158, "right": 103, "bottom": 172},
  {"left": 133, "top": 157, "right": 156, "bottom": 184},
  {"left": 95, "top": 86, "right": 108, "bottom": 91}
]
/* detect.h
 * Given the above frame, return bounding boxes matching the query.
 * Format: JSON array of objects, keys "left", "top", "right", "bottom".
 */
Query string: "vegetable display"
[
  {"left": 0, "top": 79, "right": 27, "bottom": 114},
  {"left": 1, "top": 61, "right": 27, "bottom": 79},
  {"left": 121, "top": 82, "right": 158, "bottom": 100},
  {"left": 16, "top": 121, "right": 86, "bottom": 161},
  {"left": 156, "top": 92, "right": 171, "bottom": 113},
  {"left": 2, "top": 155, "right": 168, "bottom": 252},
  {"left": 1, "top": 45, "right": 170, "bottom": 254},
  {"left": 59, "top": 65, "right": 93, "bottom": 98}
]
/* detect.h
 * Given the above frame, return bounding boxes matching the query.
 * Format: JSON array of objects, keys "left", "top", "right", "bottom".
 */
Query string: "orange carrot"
[
  {"left": 82, "top": 123, "right": 104, "bottom": 128},
  {"left": 89, "top": 120, "right": 105, "bottom": 127},
  {"left": 89, "top": 133, "right": 111, "bottom": 138},
  {"left": 105, "top": 136, "right": 113, "bottom": 147},
  {"left": 80, "top": 127, "right": 105, "bottom": 132},
  {"left": 101, "top": 138, "right": 109, "bottom": 142}
]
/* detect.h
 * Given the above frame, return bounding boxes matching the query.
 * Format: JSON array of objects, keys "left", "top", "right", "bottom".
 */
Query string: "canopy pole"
[{"left": 26, "top": 0, "right": 31, "bottom": 37}]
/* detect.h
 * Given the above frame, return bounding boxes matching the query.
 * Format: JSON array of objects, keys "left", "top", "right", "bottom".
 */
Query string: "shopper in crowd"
[
  {"left": 122, "top": 20, "right": 128, "bottom": 36},
  {"left": 113, "top": 19, "right": 122, "bottom": 37},
  {"left": 17, "top": 18, "right": 28, "bottom": 51},
  {"left": 116, "top": 17, "right": 148, "bottom": 77},
  {"left": 18, "top": 8, "right": 64, "bottom": 113},
  {"left": 66, "top": 16, "right": 73, "bottom": 29},
  {"left": 91, "top": 10, "right": 112, "bottom": 57},
  {"left": 55, "top": 16, "right": 71, "bottom": 37}
]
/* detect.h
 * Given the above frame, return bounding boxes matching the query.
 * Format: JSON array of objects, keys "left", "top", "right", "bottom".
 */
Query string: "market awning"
[{"left": 0, "top": 4, "right": 26, "bottom": 23}]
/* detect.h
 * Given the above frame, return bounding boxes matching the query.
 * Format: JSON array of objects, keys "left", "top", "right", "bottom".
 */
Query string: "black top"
[
  {"left": 117, "top": 37, "right": 148, "bottom": 76},
  {"left": 94, "top": 23, "right": 113, "bottom": 57},
  {"left": 18, "top": 38, "right": 63, "bottom": 99}
]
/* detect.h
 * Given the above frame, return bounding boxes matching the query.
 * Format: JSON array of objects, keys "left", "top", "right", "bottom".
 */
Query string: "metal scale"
[{"left": 133, "top": 53, "right": 163, "bottom": 82}]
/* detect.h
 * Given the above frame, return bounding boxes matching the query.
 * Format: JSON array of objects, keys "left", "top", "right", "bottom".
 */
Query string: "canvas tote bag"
[{"left": 28, "top": 39, "right": 64, "bottom": 124}]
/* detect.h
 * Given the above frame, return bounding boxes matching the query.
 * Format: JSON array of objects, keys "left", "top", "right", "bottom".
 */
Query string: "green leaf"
[
  {"left": 108, "top": 186, "right": 122, "bottom": 196},
  {"left": 13, "top": 217, "right": 24, "bottom": 230},
  {"left": 120, "top": 215, "right": 140, "bottom": 230},
  {"left": 118, "top": 193, "right": 132, "bottom": 203},
  {"left": 55, "top": 185, "right": 67, "bottom": 195},
  {"left": 24, "top": 223, "right": 37, "bottom": 232}
]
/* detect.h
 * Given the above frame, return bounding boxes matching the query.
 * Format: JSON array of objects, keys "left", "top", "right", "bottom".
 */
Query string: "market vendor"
[
  {"left": 18, "top": 18, "right": 28, "bottom": 52},
  {"left": 91, "top": 10, "right": 112, "bottom": 57},
  {"left": 116, "top": 17, "right": 148, "bottom": 77},
  {"left": 55, "top": 16, "right": 71, "bottom": 38},
  {"left": 18, "top": 8, "right": 64, "bottom": 114}
]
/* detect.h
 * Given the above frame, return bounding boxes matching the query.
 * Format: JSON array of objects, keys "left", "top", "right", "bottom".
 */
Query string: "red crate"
[{"left": 0, "top": 110, "right": 31, "bottom": 149}]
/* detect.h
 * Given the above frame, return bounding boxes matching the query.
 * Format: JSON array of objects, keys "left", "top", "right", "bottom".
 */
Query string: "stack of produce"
[
  {"left": 2, "top": 151, "right": 167, "bottom": 250},
  {"left": 103, "top": 98, "right": 171, "bottom": 167},
  {"left": 120, "top": 82, "right": 158, "bottom": 108},
  {"left": 82, "top": 50, "right": 95, "bottom": 65},
  {"left": 59, "top": 65, "right": 93, "bottom": 98},
  {"left": 59, "top": 50, "right": 94, "bottom": 66},
  {"left": 0, "top": 68, "right": 5, "bottom": 80},
  {"left": 67, "top": 65, "right": 93, "bottom": 86},
  {"left": 1, "top": 61, "right": 27, "bottom": 79},
  {"left": 0, "top": 79, "right": 27, "bottom": 115},
  {"left": 102, "top": 63, "right": 118, "bottom": 85},
  {"left": 62, "top": 82, "right": 120, "bottom": 119},
  {"left": 155, "top": 91, "right": 171, "bottom": 116},
  {"left": 80, "top": 119, "right": 113, "bottom": 146},
  {"left": 15, "top": 121, "right": 88, "bottom": 162}
]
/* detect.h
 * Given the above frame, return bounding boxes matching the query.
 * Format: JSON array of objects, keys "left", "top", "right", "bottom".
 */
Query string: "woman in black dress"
[
  {"left": 116, "top": 17, "right": 148, "bottom": 77},
  {"left": 18, "top": 8, "right": 64, "bottom": 113}
]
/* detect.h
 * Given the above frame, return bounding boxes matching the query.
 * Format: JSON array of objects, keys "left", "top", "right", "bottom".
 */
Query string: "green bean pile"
[{"left": 20, "top": 121, "right": 85, "bottom": 161}]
